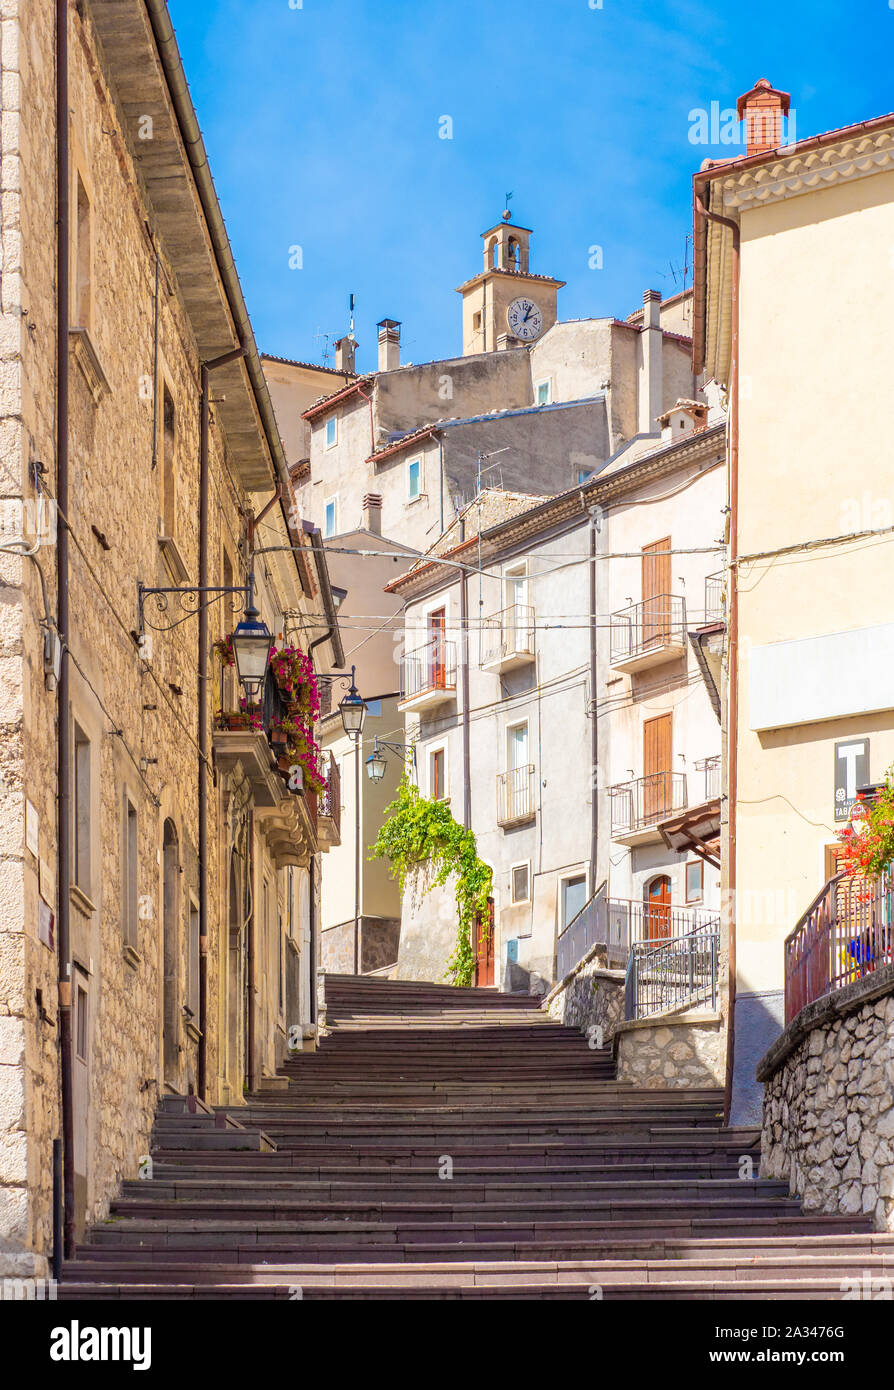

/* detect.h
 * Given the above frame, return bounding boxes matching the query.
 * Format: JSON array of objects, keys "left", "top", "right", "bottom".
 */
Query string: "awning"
[{"left": 659, "top": 797, "right": 722, "bottom": 868}]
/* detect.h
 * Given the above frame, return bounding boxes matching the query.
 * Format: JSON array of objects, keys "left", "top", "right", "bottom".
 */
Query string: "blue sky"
[{"left": 167, "top": 0, "right": 894, "bottom": 373}]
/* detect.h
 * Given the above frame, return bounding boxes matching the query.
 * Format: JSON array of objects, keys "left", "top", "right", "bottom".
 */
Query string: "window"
[
  {"left": 122, "top": 796, "right": 138, "bottom": 949},
  {"left": 535, "top": 379, "right": 551, "bottom": 406},
  {"left": 429, "top": 746, "right": 446, "bottom": 801},
  {"left": 324, "top": 497, "right": 338, "bottom": 537},
  {"left": 511, "top": 862, "right": 531, "bottom": 905},
  {"left": 74, "top": 173, "right": 92, "bottom": 329},
  {"left": 161, "top": 385, "right": 176, "bottom": 537},
  {"left": 577, "top": 469, "right": 593, "bottom": 485},
  {"left": 325, "top": 416, "right": 338, "bottom": 449},
  {"left": 73, "top": 723, "right": 91, "bottom": 895},
  {"left": 407, "top": 457, "right": 422, "bottom": 501},
  {"left": 187, "top": 898, "right": 200, "bottom": 1019},
  {"left": 75, "top": 983, "right": 88, "bottom": 1061},
  {"left": 561, "top": 874, "right": 588, "bottom": 928},
  {"left": 686, "top": 860, "right": 704, "bottom": 904}
]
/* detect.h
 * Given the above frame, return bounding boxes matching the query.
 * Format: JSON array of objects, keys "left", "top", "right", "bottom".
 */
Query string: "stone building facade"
[{"left": 0, "top": 0, "right": 341, "bottom": 1277}]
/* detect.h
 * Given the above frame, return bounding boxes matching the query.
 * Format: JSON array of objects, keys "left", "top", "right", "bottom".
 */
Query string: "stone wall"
[
  {"left": 760, "top": 976, "right": 894, "bottom": 1232},
  {"left": 614, "top": 1013, "right": 725, "bottom": 1089},
  {"left": 542, "top": 944, "right": 625, "bottom": 1042}
]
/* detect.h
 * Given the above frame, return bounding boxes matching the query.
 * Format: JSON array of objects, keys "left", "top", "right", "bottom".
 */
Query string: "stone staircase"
[{"left": 60, "top": 973, "right": 894, "bottom": 1299}]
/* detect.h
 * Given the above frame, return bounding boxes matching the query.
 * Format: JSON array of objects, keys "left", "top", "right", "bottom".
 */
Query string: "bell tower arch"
[{"left": 456, "top": 209, "right": 564, "bottom": 356}]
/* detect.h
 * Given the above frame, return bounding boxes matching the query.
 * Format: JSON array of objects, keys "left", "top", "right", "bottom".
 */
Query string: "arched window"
[{"left": 507, "top": 237, "right": 520, "bottom": 271}]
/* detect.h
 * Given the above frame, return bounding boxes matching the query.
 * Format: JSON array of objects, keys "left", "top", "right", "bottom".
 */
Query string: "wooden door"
[
  {"left": 643, "top": 713, "right": 672, "bottom": 823},
  {"left": 475, "top": 898, "right": 495, "bottom": 987},
  {"left": 642, "top": 537, "right": 671, "bottom": 647},
  {"left": 429, "top": 607, "right": 446, "bottom": 689},
  {"left": 646, "top": 875, "right": 672, "bottom": 941}
]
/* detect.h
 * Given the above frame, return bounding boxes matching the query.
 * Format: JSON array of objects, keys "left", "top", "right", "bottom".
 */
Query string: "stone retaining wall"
[
  {"left": 614, "top": 1013, "right": 725, "bottom": 1089},
  {"left": 542, "top": 944, "right": 625, "bottom": 1043},
  {"left": 760, "top": 984, "right": 894, "bottom": 1232}
]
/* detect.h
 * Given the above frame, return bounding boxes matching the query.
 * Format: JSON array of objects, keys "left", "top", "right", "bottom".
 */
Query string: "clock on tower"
[{"left": 455, "top": 213, "right": 564, "bottom": 356}]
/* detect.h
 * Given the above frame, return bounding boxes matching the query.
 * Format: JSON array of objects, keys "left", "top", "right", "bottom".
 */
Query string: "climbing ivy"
[{"left": 371, "top": 777, "right": 492, "bottom": 988}]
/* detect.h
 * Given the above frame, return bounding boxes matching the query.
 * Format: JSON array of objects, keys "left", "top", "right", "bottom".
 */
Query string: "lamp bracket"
[{"left": 137, "top": 581, "right": 251, "bottom": 635}]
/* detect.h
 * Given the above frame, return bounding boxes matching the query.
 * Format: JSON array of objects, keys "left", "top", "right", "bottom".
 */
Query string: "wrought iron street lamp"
[
  {"left": 366, "top": 737, "right": 413, "bottom": 783},
  {"left": 231, "top": 596, "right": 272, "bottom": 703},
  {"left": 337, "top": 666, "right": 367, "bottom": 741}
]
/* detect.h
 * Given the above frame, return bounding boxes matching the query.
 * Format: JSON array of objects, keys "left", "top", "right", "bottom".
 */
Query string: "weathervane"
[{"left": 502, "top": 191, "right": 514, "bottom": 221}]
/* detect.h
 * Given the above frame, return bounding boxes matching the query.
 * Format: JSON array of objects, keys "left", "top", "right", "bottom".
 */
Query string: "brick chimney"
[
  {"left": 362, "top": 492, "right": 382, "bottom": 535},
  {"left": 335, "top": 335, "right": 356, "bottom": 374},
  {"left": 377, "top": 319, "right": 401, "bottom": 373},
  {"left": 737, "top": 79, "right": 791, "bottom": 157}
]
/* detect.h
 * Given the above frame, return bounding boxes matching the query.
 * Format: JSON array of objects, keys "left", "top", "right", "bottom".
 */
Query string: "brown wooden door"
[
  {"left": 642, "top": 537, "right": 671, "bottom": 647},
  {"left": 646, "top": 875, "right": 672, "bottom": 941},
  {"left": 643, "top": 713, "right": 672, "bottom": 823},
  {"left": 475, "top": 898, "right": 495, "bottom": 987},
  {"left": 429, "top": 607, "right": 446, "bottom": 689}
]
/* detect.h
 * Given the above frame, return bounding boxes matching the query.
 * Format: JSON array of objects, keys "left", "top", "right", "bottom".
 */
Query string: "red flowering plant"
[
  {"left": 270, "top": 644, "right": 322, "bottom": 721},
  {"left": 281, "top": 715, "right": 328, "bottom": 797},
  {"left": 836, "top": 780, "right": 894, "bottom": 898},
  {"left": 212, "top": 634, "right": 235, "bottom": 667}
]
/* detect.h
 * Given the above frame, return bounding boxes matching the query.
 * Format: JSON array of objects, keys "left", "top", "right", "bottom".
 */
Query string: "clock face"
[{"left": 507, "top": 297, "right": 544, "bottom": 341}]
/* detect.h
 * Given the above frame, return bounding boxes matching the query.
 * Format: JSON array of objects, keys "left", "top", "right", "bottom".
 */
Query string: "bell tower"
[{"left": 456, "top": 210, "right": 564, "bottom": 356}]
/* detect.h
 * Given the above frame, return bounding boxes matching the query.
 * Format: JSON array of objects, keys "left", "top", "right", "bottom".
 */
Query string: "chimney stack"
[
  {"left": 737, "top": 79, "right": 790, "bottom": 158},
  {"left": 377, "top": 319, "right": 401, "bottom": 373},
  {"left": 637, "top": 289, "right": 663, "bottom": 436},
  {"left": 334, "top": 335, "right": 357, "bottom": 374},
  {"left": 362, "top": 492, "right": 382, "bottom": 536}
]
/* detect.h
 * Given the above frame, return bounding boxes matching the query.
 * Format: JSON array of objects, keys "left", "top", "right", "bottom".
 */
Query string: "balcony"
[
  {"left": 556, "top": 884, "right": 719, "bottom": 980},
  {"left": 704, "top": 571, "right": 726, "bottom": 625},
  {"left": 694, "top": 755, "right": 721, "bottom": 803},
  {"left": 398, "top": 636, "right": 457, "bottom": 714},
  {"left": 317, "top": 754, "right": 341, "bottom": 850},
  {"left": 608, "top": 771, "right": 687, "bottom": 845},
  {"left": 481, "top": 604, "right": 535, "bottom": 673},
  {"left": 497, "top": 764, "right": 536, "bottom": 827},
  {"left": 610, "top": 595, "right": 687, "bottom": 674}
]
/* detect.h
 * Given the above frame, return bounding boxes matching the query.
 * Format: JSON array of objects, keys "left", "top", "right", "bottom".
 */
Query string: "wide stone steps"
[{"left": 65, "top": 972, "right": 876, "bottom": 1300}]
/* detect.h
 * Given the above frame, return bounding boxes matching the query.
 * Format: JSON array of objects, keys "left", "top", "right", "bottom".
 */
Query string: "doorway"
[
  {"left": 645, "top": 875, "right": 672, "bottom": 941},
  {"left": 642, "top": 537, "right": 671, "bottom": 647},
  {"left": 162, "top": 820, "right": 180, "bottom": 1085},
  {"left": 643, "top": 713, "right": 673, "bottom": 823},
  {"left": 428, "top": 607, "right": 446, "bottom": 689},
  {"left": 475, "top": 898, "right": 495, "bottom": 987}
]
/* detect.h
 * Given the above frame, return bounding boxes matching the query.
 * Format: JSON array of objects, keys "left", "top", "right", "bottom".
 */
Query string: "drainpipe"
[
  {"left": 246, "top": 808, "right": 256, "bottom": 1094},
  {"left": 197, "top": 347, "right": 245, "bottom": 1102},
  {"left": 55, "top": 0, "right": 75, "bottom": 1262},
  {"left": 695, "top": 194, "right": 740, "bottom": 1125},
  {"left": 588, "top": 506, "right": 599, "bottom": 893},
  {"left": 308, "top": 854, "right": 316, "bottom": 1024},
  {"left": 459, "top": 519, "right": 471, "bottom": 829}
]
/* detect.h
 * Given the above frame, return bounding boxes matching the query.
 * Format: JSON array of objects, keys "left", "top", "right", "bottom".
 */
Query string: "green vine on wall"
[{"left": 370, "top": 777, "right": 493, "bottom": 988}]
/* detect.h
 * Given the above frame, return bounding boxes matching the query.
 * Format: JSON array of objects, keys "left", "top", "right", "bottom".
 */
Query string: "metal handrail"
[
  {"left": 610, "top": 594, "right": 686, "bottom": 664},
  {"left": 481, "top": 603, "right": 535, "bottom": 665},
  {"left": 608, "top": 771, "right": 687, "bottom": 834},
  {"left": 399, "top": 636, "right": 457, "bottom": 701},
  {"left": 783, "top": 866, "right": 894, "bottom": 1025},
  {"left": 625, "top": 924, "right": 720, "bottom": 1021},
  {"left": 555, "top": 891, "right": 716, "bottom": 980},
  {"left": 497, "top": 764, "right": 536, "bottom": 825}
]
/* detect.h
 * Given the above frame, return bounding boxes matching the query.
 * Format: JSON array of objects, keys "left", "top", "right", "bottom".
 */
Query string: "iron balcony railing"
[
  {"left": 695, "top": 755, "right": 721, "bottom": 802},
  {"left": 784, "top": 867, "right": 894, "bottom": 1026},
  {"left": 481, "top": 603, "right": 535, "bottom": 666},
  {"left": 497, "top": 764, "right": 536, "bottom": 826},
  {"left": 625, "top": 924, "right": 720, "bottom": 1021},
  {"left": 610, "top": 594, "right": 686, "bottom": 665},
  {"left": 609, "top": 771, "right": 687, "bottom": 837},
  {"left": 319, "top": 754, "right": 341, "bottom": 836},
  {"left": 704, "top": 571, "right": 726, "bottom": 624},
  {"left": 399, "top": 636, "right": 457, "bottom": 702},
  {"left": 556, "top": 889, "right": 717, "bottom": 981}
]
